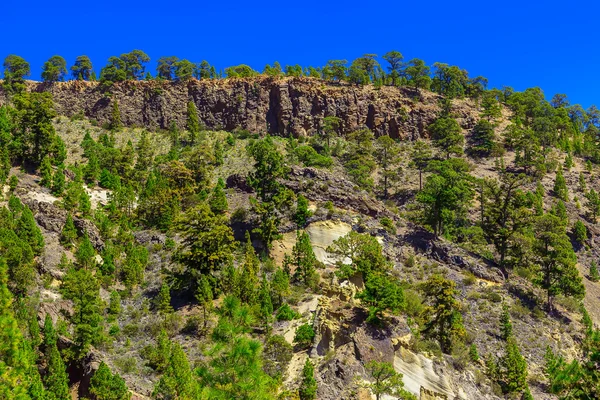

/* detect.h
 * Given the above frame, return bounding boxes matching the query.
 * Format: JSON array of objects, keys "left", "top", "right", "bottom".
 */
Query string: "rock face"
[{"left": 0, "top": 78, "right": 478, "bottom": 139}]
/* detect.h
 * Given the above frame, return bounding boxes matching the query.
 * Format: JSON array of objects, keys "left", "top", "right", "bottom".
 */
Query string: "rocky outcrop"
[
  {"left": 283, "top": 166, "right": 390, "bottom": 217},
  {"left": 0, "top": 78, "right": 480, "bottom": 139},
  {"left": 24, "top": 198, "right": 104, "bottom": 250}
]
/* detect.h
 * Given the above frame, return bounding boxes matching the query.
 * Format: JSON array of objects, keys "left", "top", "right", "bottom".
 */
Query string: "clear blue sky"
[{"left": 2, "top": 0, "right": 599, "bottom": 108}]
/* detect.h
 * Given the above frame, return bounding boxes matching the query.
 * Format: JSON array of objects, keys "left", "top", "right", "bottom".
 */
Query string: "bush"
[
  {"left": 294, "top": 324, "right": 315, "bottom": 349},
  {"left": 276, "top": 304, "right": 299, "bottom": 321},
  {"left": 380, "top": 217, "right": 395, "bottom": 234},
  {"left": 294, "top": 145, "right": 333, "bottom": 168},
  {"left": 462, "top": 272, "right": 477, "bottom": 286}
]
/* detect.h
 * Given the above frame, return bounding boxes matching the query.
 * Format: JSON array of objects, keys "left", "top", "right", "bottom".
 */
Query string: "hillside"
[{"left": 1, "top": 74, "right": 599, "bottom": 400}]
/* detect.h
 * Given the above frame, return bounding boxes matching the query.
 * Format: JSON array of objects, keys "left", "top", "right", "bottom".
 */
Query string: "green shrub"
[
  {"left": 276, "top": 304, "right": 299, "bottom": 321},
  {"left": 294, "top": 324, "right": 315, "bottom": 349},
  {"left": 462, "top": 272, "right": 477, "bottom": 286},
  {"left": 380, "top": 217, "right": 395, "bottom": 234},
  {"left": 294, "top": 145, "right": 333, "bottom": 168}
]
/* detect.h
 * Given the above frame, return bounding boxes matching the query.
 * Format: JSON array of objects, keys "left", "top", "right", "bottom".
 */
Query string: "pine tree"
[
  {"left": 270, "top": 267, "right": 290, "bottom": 308},
  {"left": 292, "top": 231, "right": 318, "bottom": 287},
  {"left": 428, "top": 117, "right": 464, "bottom": 158},
  {"left": 238, "top": 231, "right": 260, "bottom": 304},
  {"left": 153, "top": 343, "right": 198, "bottom": 399},
  {"left": 258, "top": 278, "right": 274, "bottom": 332},
  {"left": 375, "top": 135, "right": 401, "bottom": 198},
  {"left": 75, "top": 234, "right": 96, "bottom": 269},
  {"left": 89, "top": 361, "right": 130, "bottom": 400},
  {"left": 533, "top": 214, "right": 585, "bottom": 312},
  {"left": 294, "top": 194, "right": 312, "bottom": 227},
  {"left": 40, "top": 155, "right": 53, "bottom": 187},
  {"left": 108, "top": 290, "right": 121, "bottom": 316},
  {"left": 134, "top": 130, "right": 154, "bottom": 173},
  {"left": 186, "top": 101, "right": 201, "bottom": 145},
  {"left": 79, "top": 190, "right": 92, "bottom": 216},
  {"left": 16, "top": 205, "right": 44, "bottom": 255},
  {"left": 43, "top": 317, "right": 70, "bottom": 400},
  {"left": 573, "top": 220, "right": 588, "bottom": 245},
  {"left": 497, "top": 338, "right": 528, "bottom": 394},
  {"left": 500, "top": 303, "right": 513, "bottom": 340},
  {"left": 422, "top": 274, "right": 465, "bottom": 353},
  {"left": 564, "top": 153, "right": 574, "bottom": 171},
  {"left": 43, "top": 314, "right": 57, "bottom": 352},
  {"left": 60, "top": 267, "right": 102, "bottom": 358},
  {"left": 156, "top": 282, "right": 173, "bottom": 314},
  {"left": 469, "top": 344, "right": 479, "bottom": 362},
  {"left": 84, "top": 151, "right": 100, "bottom": 183},
  {"left": 364, "top": 360, "right": 410, "bottom": 400},
  {"left": 60, "top": 213, "right": 78, "bottom": 248},
  {"left": 110, "top": 100, "right": 122, "bottom": 132},
  {"left": 299, "top": 358, "right": 317, "bottom": 400},
  {"left": 553, "top": 169, "right": 568, "bottom": 201},
  {"left": 209, "top": 178, "right": 228, "bottom": 214},
  {"left": 196, "top": 274, "right": 213, "bottom": 330},
  {"left": 0, "top": 258, "right": 35, "bottom": 398},
  {"left": 579, "top": 172, "right": 587, "bottom": 192},
  {"left": 52, "top": 165, "right": 66, "bottom": 195},
  {"left": 57, "top": 252, "right": 71, "bottom": 270},
  {"left": 586, "top": 188, "right": 600, "bottom": 221},
  {"left": 246, "top": 136, "right": 290, "bottom": 250}
]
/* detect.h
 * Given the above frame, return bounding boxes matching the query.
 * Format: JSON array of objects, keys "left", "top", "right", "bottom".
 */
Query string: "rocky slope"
[{"left": 0, "top": 77, "right": 480, "bottom": 138}]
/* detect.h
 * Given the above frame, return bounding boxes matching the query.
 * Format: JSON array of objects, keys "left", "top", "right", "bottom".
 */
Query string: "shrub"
[
  {"left": 462, "top": 272, "right": 477, "bottom": 286},
  {"left": 276, "top": 304, "right": 299, "bottom": 321},
  {"left": 294, "top": 145, "right": 333, "bottom": 168},
  {"left": 294, "top": 324, "right": 315, "bottom": 349},
  {"left": 380, "top": 217, "right": 395, "bottom": 234}
]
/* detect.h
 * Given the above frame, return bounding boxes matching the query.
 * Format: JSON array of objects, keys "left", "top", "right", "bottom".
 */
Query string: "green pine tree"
[
  {"left": 90, "top": 361, "right": 130, "bottom": 400},
  {"left": 497, "top": 338, "right": 528, "bottom": 394},
  {"left": 186, "top": 101, "right": 201, "bottom": 145},
  {"left": 60, "top": 213, "right": 78, "bottom": 248},
  {"left": 16, "top": 205, "right": 44, "bottom": 255},
  {"left": 110, "top": 100, "right": 123, "bottom": 132},
  {"left": 294, "top": 194, "right": 312, "bottom": 227},
  {"left": 195, "top": 275, "right": 213, "bottom": 330},
  {"left": 75, "top": 234, "right": 96, "bottom": 269},
  {"left": 292, "top": 230, "right": 317, "bottom": 287},
  {"left": 553, "top": 169, "right": 568, "bottom": 201},
  {"left": 40, "top": 155, "right": 53, "bottom": 187},
  {"left": 156, "top": 282, "right": 173, "bottom": 314},
  {"left": 52, "top": 166, "right": 66, "bottom": 195},
  {"left": 469, "top": 344, "right": 479, "bottom": 362},
  {"left": 209, "top": 178, "right": 228, "bottom": 214},
  {"left": 152, "top": 343, "right": 198, "bottom": 399},
  {"left": 500, "top": 303, "right": 513, "bottom": 340},
  {"left": 238, "top": 231, "right": 260, "bottom": 304},
  {"left": 258, "top": 278, "right": 273, "bottom": 332},
  {"left": 299, "top": 358, "right": 317, "bottom": 400},
  {"left": 43, "top": 317, "right": 70, "bottom": 400}
]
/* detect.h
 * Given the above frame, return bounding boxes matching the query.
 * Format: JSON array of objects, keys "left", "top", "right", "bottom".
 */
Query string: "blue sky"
[{"left": 2, "top": 0, "right": 599, "bottom": 108}]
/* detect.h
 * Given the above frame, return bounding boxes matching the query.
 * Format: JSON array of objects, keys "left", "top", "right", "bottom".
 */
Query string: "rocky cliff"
[{"left": 0, "top": 77, "right": 480, "bottom": 138}]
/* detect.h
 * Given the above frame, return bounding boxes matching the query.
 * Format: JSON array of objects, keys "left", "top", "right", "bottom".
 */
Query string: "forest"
[{"left": 1, "top": 49, "right": 600, "bottom": 400}]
